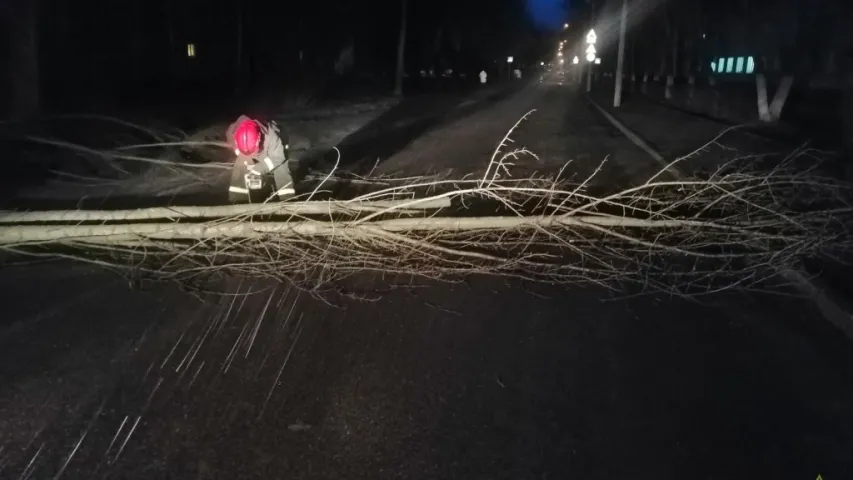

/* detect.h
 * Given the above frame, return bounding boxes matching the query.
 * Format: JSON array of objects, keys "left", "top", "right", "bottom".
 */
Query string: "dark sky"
[{"left": 527, "top": 0, "right": 568, "bottom": 30}]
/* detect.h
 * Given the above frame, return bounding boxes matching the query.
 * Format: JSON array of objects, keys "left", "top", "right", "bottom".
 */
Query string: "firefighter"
[{"left": 227, "top": 116, "right": 296, "bottom": 203}]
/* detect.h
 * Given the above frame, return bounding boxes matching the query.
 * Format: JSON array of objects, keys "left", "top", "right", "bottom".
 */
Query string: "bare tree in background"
[
  {"left": 394, "top": 0, "right": 408, "bottom": 96},
  {"left": 1, "top": 0, "right": 39, "bottom": 118},
  {"left": 844, "top": 0, "right": 853, "bottom": 159}
]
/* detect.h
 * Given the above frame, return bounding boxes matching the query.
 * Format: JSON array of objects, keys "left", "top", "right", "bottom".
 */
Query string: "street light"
[
  {"left": 572, "top": 56, "right": 579, "bottom": 65},
  {"left": 563, "top": 23, "right": 569, "bottom": 30},
  {"left": 585, "top": 29, "right": 596, "bottom": 93},
  {"left": 594, "top": 57, "right": 601, "bottom": 64}
]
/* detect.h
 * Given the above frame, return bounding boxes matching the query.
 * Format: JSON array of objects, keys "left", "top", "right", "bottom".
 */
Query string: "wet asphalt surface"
[
  {"left": 1, "top": 265, "right": 852, "bottom": 480},
  {"left": 2, "top": 83, "right": 853, "bottom": 479}
]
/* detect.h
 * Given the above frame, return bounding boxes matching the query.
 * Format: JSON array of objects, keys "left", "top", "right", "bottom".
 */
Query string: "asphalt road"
[{"left": 1, "top": 83, "right": 853, "bottom": 480}]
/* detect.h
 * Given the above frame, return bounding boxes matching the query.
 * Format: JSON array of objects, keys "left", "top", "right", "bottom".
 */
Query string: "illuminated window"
[
  {"left": 187, "top": 43, "right": 196, "bottom": 58},
  {"left": 725, "top": 57, "right": 734, "bottom": 73},
  {"left": 735, "top": 57, "right": 744, "bottom": 73},
  {"left": 710, "top": 61, "right": 717, "bottom": 73},
  {"left": 746, "top": 56, "right": 755, "bottom": 74}
]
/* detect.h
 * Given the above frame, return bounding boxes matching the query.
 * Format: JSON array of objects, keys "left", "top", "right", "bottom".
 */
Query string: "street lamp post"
[
  {"left": 613, "top": 0, "right": 628, "bottom": 107},
  {"left": 585, "top": 30, "right": 597, "bottom": 93}
]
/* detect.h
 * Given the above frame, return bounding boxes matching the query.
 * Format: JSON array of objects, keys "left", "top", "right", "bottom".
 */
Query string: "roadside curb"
[{"left": 585, "top": 94, "right": 853, "bottom": 339}]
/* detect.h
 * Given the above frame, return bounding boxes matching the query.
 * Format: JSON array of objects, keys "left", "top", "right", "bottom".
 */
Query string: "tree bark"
[
  {"left": 0, "top": 198, "right": 452, "bottom": 224},
  {"left": 393, "top": 0, "right": 408, "bottom": 97},
  {"left": 756, "top": 74, "right": 772, "bottom": 122},
  {"left": 0, "top": 214, "right": 748, "bottom": 246},
  {"left": 768, "top": 75, "right": 793, "bottom": 120}
]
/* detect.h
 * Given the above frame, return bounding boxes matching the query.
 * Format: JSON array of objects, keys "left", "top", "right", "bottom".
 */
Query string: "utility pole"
[
  {"left": 393, "top": 0, "right": 408, "bottom": 97},
  {"left": 613, "top": 0, "right": 628, "bottom": 107},
  {"left": 586, "top": 1, "right": 596, "bottom": 93}
]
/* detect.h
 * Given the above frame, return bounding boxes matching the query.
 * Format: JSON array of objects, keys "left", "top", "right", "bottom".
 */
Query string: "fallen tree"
[
  {"left": 0, "top": 197, "right": 452, "bottom": 224},
  {"left": 3, "top": 113, "right": 851, "bottom": 297}
]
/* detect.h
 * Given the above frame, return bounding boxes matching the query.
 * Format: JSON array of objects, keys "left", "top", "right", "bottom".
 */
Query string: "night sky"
[{"left": 527, "top": 0, "right": 568, "bottom": 30}]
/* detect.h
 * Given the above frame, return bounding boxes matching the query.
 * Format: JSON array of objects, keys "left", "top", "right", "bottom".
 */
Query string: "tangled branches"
[{"left": 3, "top": 114, "right": 852, "bottom": 298}]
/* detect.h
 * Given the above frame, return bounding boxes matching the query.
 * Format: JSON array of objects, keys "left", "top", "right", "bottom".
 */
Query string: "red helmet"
[{"left": 234, "top": 119, "right": 262, "bottom": 156}]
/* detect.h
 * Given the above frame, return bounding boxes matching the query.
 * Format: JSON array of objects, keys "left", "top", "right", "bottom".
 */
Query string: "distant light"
[
  {"left": 507, "top": 56, "right": 514, "bottom": 63},
  {"left": 594, "top": 57, "right": 601, "bottom": 64},
  {"left": 586, "top": 29, "right": 597, "bottom": 45},
  {"left": 187, "top": 43, "right": 196, "bottom": 58},
  {"left": 585, "top": 44, "right": 596, "bottom": 56},
  {"left": 564, "top": 23, "right": 569, "bottom": 29},
  {"left": 710, "top": 61, "right": 716, "bottom": 72},
  {"left": 558, "top": 51, "right": 563, "bottom": 57},
  {"left": 540, "top": 61, "right": 545, "bottom": 66},
  {"left": 572, "top": 56, "right": 579, "bottom": 64},
  {"left": 586, "top": 52, "right": 596, "bottom": 62},
  {"left": 746, "top": 56, "right": 755, "bottom": 74},
  {"left": 702, "top": 34, "right": 707, "bottom": 39},
  {"left": 559, "top": 58, "right": 565, "bottom": 65}
]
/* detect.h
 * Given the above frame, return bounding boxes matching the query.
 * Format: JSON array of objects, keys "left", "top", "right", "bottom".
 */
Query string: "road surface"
[{"left": 1, "top": 81, "right": 852, "bottom": 480}]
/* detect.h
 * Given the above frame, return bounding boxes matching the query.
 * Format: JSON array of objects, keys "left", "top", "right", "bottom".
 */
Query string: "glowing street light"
[
  {"left": 585, "top": 29, "right": 596, "bottom": 93},
  {"left": 572, "top": 56, "right": 579, "bottom": 64},
  {"left": 594, "top": 57, "right": 601, "bottom": 64},
  {"left": 563, "top": 23, "right": 569, "bottom": 30},
  {"left": 558, "top": 51, "right": 563, "bottom": 57},
  {"left": 559, "top": 58, "right": 565, "bottom": 65}
]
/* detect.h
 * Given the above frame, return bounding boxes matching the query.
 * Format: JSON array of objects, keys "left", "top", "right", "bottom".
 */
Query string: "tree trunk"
[
  {"left": 756, "top": 74, "right": 772, "bottom": 122},
  {"left": 844, "top": 51, "right": 853, "bottom": 160},
  {"left": 756, "top": 74, "right": 793, "bottom": 122},
  {"left": 0, "top": 198, "right": 452, "bottom": 224},
  {"left": 768, "top": 75, "right": 793, "bottom": 120},
  {"left": 393, "top": 0, "right": 408, "bottom": 97},
  {"left": 665, "top": 28, "right": 677, "bottom": 100},
  {"left": 2, "top": 0, "right": 40, "bottom": 118},
  {"left": 0, "top": 213, "right": 785, "bottom": 246}
]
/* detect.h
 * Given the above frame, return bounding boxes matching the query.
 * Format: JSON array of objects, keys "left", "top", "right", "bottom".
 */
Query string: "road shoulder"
[{"left": 586, "top": 92, "right": 853, "bottom": 340}]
